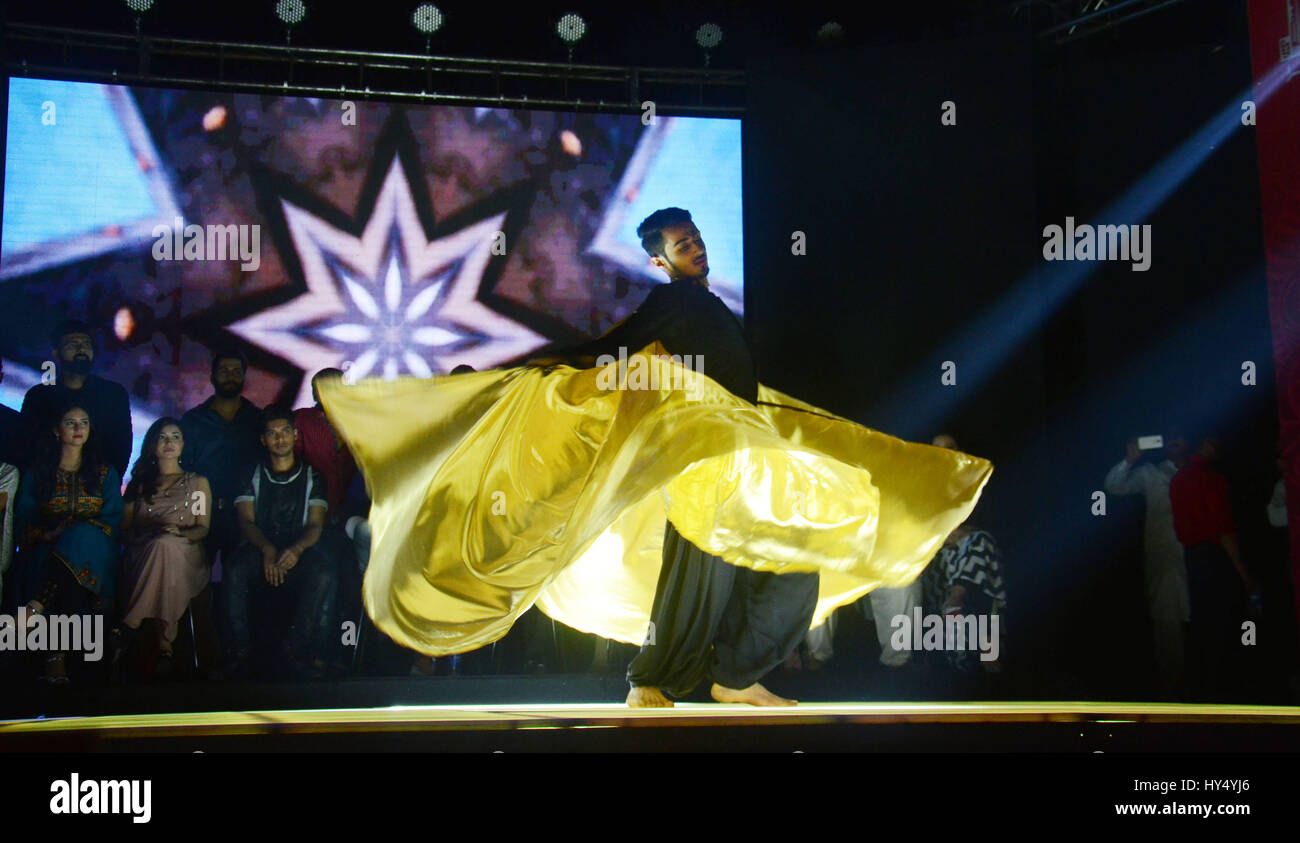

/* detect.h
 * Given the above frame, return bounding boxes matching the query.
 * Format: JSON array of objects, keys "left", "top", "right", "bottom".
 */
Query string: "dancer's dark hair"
[{"left": 637, "top": 207, "right": 693, "bottom": 259}]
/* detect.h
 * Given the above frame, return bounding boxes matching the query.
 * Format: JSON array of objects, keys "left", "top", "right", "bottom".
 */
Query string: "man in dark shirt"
[
  {"left": 1169, "top": 435, "right": 1257, "bottom": 700},
  {"left": 180, "top": 350, "right": 264, "bottom": 564},
  {"left": 19, "top": 320, "right": 133, "bottom": 477},
  {"left": 221, "top": 407, "right": 339, "bottom": 679},
  {"left": 532, "top": 207, "right": 816, "bottom": 707}
]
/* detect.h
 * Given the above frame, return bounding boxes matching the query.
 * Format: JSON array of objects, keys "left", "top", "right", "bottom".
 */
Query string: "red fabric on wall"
[{"left": 1248, "top": 0, "right": 1300, "bottom": 642}]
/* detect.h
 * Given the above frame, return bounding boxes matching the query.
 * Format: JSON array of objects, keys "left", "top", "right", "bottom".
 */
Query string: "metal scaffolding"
[{"left": 0, "top": 22, "right": 746, "bottom": 116}]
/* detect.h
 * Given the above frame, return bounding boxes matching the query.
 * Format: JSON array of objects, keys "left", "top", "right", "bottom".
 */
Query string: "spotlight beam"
[{"left": 866, "top": 59, "right": 1294, "bottom": 438}]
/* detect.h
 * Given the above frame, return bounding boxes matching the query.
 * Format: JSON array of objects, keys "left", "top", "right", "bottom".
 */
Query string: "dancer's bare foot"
[
  {"left": 626, "top": 686, "right": 674, "bottom": 707},
  {"left": 710, "top": 682, "right": 797, "bottom": 706}
]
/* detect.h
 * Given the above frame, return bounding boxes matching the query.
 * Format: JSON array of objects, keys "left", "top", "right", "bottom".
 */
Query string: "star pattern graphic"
[{"left": 228, "top": 156, "right": 547, "bottom": 407}]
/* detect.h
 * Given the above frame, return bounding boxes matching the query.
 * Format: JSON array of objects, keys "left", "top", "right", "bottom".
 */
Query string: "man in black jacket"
[{"left": 19, "top": 320, "right": 133, "bottom": 478}]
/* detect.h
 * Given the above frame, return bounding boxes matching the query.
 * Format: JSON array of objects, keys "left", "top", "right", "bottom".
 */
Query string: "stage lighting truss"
[
  {"left": 0, "top": 20, "right": 745, "bottom": 116},
  {"left": 1006, "top": 0, "right": 1191, "bottom": 45}
]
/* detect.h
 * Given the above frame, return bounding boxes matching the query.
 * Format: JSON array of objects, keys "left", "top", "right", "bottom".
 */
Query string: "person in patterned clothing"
[
  {"left": 14, "top": 399, "right": 123, "bottom": 683},
  {"left": 924, "top": 434, "right": 1006, "bottom": 673}
]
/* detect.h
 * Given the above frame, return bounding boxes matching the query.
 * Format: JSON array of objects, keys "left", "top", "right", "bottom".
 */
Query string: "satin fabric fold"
[{"left": 318, "top": 343, "right": 994, "bottom": 656}]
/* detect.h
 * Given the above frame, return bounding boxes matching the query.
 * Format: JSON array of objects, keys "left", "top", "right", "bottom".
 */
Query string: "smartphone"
[{"left": 1137, "top": 435, "right": 1164, "bottom": 450}]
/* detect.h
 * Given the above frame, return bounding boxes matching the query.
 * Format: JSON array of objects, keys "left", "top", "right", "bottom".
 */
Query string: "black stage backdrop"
[
  {"left": 745, "top": 34, "right": 1046, "bottom": 688},
  {"left": 744, "top": 9, "right": 1286, "bottom": 701}
]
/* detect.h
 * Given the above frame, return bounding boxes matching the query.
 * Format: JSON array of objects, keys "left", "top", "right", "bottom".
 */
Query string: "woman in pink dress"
[{"left": 120, "top": 417, "right": 212, "bottom": 676}]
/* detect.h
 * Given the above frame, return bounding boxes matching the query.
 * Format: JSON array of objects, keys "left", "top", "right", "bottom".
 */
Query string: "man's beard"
[
  {"left": 214, "top": 380, "right": 243, "bottom": 398},
  {"left": 64, "top": 357, "right": 92, "bottom": 376}
]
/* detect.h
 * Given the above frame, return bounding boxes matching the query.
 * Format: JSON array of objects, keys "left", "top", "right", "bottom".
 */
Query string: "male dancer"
[{"left": 531, "top": 208, "right": 816, "bottom": 707}]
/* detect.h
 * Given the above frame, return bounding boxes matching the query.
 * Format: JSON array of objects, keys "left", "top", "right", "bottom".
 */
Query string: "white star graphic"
[{"left": 229, "top": 158, "right": 547, "bottom": 407}]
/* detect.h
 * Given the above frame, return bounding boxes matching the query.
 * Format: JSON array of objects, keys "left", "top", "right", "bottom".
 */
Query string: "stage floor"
[{"left": 4, "top": 701, "right": 1300, "bottom": 751}]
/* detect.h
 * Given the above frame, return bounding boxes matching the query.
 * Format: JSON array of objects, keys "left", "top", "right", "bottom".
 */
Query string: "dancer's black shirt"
[{"left": 563, "top": 280, "right": 757, "bottom": 403}]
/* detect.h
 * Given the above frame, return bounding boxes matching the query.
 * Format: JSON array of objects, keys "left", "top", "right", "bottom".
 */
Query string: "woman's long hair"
[
  {"left": 31, "top": 398, "right": 107, "bottom": 506},
  {"left": 125, "top": 416, "right": 184, "bottom": 505}
]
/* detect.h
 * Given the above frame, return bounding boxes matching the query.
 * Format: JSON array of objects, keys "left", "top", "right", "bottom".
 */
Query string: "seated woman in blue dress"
[{"left": 15, "top": 399, "right": 123, "bottom": 684}]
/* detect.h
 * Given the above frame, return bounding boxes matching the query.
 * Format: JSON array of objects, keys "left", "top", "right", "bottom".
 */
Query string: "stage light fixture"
[
  {"left": 123, "top": 0, "right": 154, "bottom": 36},
  {"left": 695, "top": 22, "right": 722, "bottom": 69},
  {"left": 695, "top": 23, "right": 722, "bottom": 50},
  {"left": 557, "top": 14, "right": 586, "bottom": 44},
  {"left": 276, "top": 0, "right": 307, "bottom": 25},
  {"left": 817, "top": 21, "right": 845, "bottom": 45},
  {"left": 557, "top": 13, "right": 586, "bottom": 63},
  {"left": 412, "top": 4, "right": 443, "bottom": 54},
  {"left": 412, "top": 4, "right": 444, "bottom": 34},
  {"left": 276, "top": 0, "right": 306, "bottom": 47}
]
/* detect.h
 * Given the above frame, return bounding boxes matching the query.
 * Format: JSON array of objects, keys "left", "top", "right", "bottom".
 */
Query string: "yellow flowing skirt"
[{"left": 318, "top": 343, "right": 993, "bottom": 656}]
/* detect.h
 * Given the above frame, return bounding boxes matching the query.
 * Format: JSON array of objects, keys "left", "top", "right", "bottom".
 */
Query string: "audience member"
[
  {"left": 293, "top": 369, "right": 357, "bottom": 526},
  {"left": 292, "top": 369, "right": 359, "bottom": 672},
  {"left": 0, "top": 357, "right": 25, "bottom": 469},
  {"left": 180, "top": 349, "right": 263, "bottom": 566},
  {"left": 1104, "top": 434, "right": 1190, "bottom": 698},
  {"left": 221, "top": 407, "right": 340, "bottom": 679},
  {"left": 1169, "top": 434, "right": 1257, "bottom": 700},
  {"left": 119, "top": 418, "right": 212, "bottom": 679},
  {"left": 14, "top": 400, "right": 123, "bottom": 684},
  {"left": 0, "top": 460, "right": 16, "bottom": 606},
  {"left": 19, "top": 320, "right": 132, "bottom": 478},
  {"left": 921, "top": 433, "right": 1007, "bottom": 674}
]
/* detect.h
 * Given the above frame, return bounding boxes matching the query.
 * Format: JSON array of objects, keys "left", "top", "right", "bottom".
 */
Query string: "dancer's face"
[{"left": 652, "top": 223, "right": 709, "bottom": 283}]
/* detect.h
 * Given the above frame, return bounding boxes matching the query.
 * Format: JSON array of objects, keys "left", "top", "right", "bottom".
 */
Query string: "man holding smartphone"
[{"left": 1105, "top": 433, "right": 1189, "bottom": 698}]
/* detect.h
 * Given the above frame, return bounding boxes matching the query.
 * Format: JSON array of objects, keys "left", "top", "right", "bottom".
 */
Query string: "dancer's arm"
[{"left": 530, "top": 284, "right": 679, "bottom": 368}]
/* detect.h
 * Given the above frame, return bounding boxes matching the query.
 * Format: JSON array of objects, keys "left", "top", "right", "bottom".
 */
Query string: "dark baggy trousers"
[{"left": 626, "top": 519, "right": 819, "bottom": 698}]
